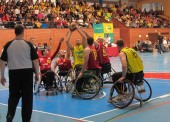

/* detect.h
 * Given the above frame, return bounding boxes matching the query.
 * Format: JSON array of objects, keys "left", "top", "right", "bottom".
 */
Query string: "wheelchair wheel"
[
  {"left": 55, "top": 75, "right": 63, "bottom": 92},
  {"left": 33, "top": 82, "right": 39, "bottom": 95},
  {"left": 33, "top": 82, "right": 45, "bottom": 95},
  {"left": 102, "top": 67, "right": 116, "bottom": 84},
  {"left": 65, "top": 69, "right": 76, "bottom": 93},
  {"left": 75, "top": 73, "right": 101, "bottom": 99},
  {"left": 109, "top": 79, "right": 135, "bottom": 109},
  {"left": 134, "top": 79, "right": 152, "bottom": 102}
]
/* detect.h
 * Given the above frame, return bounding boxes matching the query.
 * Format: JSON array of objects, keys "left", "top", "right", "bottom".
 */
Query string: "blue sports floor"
[{"left": 1, "top": 52, "right": 170, "bottom": 122}]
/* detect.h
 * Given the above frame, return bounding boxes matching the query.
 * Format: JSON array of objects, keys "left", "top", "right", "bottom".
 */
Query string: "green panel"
[{"left": 93, "top": 23, "right": 104, "bottom": 33}]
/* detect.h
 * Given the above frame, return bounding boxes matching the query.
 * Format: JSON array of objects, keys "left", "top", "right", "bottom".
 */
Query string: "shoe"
[
  {"left": 108, "top": 95, "right": 124, "bottom": 103},
  {"left": 124, "top": 92, "right": 132, "bottom": 98},
  {"left": 138, "top": 85, "right": 146, "bottom": 94}
]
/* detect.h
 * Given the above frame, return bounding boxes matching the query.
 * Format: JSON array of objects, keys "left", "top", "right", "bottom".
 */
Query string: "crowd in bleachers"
[
  {"left": 0, "top": 0, "right": 105, "bottom": 29},
  {"left": 110, "top": 2, "right": 170, "bottom": 28},
  {"left": 0, "top": 0, "right": 170, "bottom": 29}
]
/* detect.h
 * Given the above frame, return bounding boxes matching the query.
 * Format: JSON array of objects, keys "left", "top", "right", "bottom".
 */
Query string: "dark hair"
[
  {"left": 116, "top": 40, "right": 124, "bottom": 47},
  {"left": 41, "top": 48, "right": 49, "bottom": 54},
  {"left": 158, "top": 35, "right": 163, "bottom": 41},
  {"left": 87, "top": 37, "right": 94, "bottom": 45},
  {"left": 15, "top": 24, "right": 24, "bottom": 36}
]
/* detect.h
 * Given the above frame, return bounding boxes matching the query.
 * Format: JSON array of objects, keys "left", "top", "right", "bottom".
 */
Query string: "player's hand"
[
  {"left": 82, "top": 29, "right": 86, "bottom": 33},
  {"left": 66, "top": 31, "right": 71, "bottom": 36},
  {"left": 0, "top": 77, "right": 6, "bottom": 86},
  {"left": 35, "top": 74, "right": 40, "bottom": 83},
  {"left": 117, "top": 77, "right": 124, "bottom": 83},
  {"left": 71, "top": 22, "right": 77, "bottom": 27},
  {"left": 78, "top": 72, "right": 83, "bottom": 78},
  {"left": 75, "top": 24, "right": 79, "bottom": 29},
  {"left": 59, "top": 37, "right": 64, "bottom": 43}
]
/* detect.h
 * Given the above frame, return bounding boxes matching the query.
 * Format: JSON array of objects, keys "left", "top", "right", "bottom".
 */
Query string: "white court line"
[
  {"left": 1, "top": 94, "right": 170, "bottom": 121},
  {"left": 80, "top": 93, "right": 170, "bottom": 119},
  {"left": 0, "top": 103, "right": 93, "bottom": 122}
]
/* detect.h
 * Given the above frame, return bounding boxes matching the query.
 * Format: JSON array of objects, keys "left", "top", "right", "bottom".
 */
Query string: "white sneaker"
[
  {"left": 138, "top": 85, "right": 146, "bottom": 94},
  {"left": 109, "top": 95, "right": 125, "bottom": 103}
]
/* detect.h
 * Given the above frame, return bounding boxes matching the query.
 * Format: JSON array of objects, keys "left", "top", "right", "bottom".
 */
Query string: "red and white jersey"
[
  {"left": 87, "top": 46, "right": 101, "bottom": 70},
  {"left": 97, "top": 42, "right": 110, "bottom": 65},
  {"left": 39, "top": 57, "right": 51, "bottom": 71},
  {"left": 57, "top": 58, "right": 72, "bottom": 70}
]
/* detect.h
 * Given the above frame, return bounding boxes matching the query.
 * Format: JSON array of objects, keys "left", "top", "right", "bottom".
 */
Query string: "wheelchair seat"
[{"left": 58, "top": 70, "right": 68, "bottom": 76}]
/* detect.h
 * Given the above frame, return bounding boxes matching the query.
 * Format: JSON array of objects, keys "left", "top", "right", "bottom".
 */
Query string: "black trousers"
[
  {"left": 100, "top": 62, "right": 111, "bottom": 77},
  {"left": 41, "top": 70, "right": 55, "bottom": 89},
  {"left": 112, "top": 71, "right": 144, "bottom": 93},
  {"left": 7, "top": 69, "right": 33, "bottom": 122}
]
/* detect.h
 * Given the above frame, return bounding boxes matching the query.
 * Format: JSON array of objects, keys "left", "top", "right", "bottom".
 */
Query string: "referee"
[{"left": 0, "top": 25, "right": 40, "bottom": 122}]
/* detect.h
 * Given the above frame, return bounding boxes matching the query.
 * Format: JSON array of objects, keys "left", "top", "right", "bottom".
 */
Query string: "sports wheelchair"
[
  {"left": 55, "top": 68, "right": 75, "bottom": 92},
  {"left": 72, "top": 67, "right": 116, "bottom": 99},
  {"left": 65, "top": 64, "right": 116, "bottom": 93},
  {"left": 34, "top": 70, "right": 59, "bottom": 96},
  {"left": 73, "top": 70, "right": 102, "bottom": 99},
  {"left": 109, "top": 73, "right": 152, "bottom": 109},
  {"left": 64, "top": 64, "right": 83, "bottom": 93}
]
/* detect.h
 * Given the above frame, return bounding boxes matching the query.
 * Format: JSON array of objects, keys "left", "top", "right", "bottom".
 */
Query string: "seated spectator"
[
  {"left": 163, "top": 37, "right": 169, "bottom": 51},
  {"left": 0, "top": 18, "right": 5, "bottom": 29},
  {"left": 55, "top": 17, "right": 64, "bottom": 28},
  {"left": 134, "top": 40, "right": 141, "bottom": 51},
  {"left": 105, "top": 34, "right": 111, "bottom": 47},
  {"left": 34, "top": 19, "right": 42, "bottom": 28},
  {"left": 25, "top": 18, "right": 34, "bottom": 29}
]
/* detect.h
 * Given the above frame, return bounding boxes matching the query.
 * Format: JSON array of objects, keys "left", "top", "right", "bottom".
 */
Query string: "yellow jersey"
[
  {"left": 72, "top": 45, "right": 84, "bottom": 67},
  {"left": 121, "top": 48, "right": 144, "bottom": 73}
]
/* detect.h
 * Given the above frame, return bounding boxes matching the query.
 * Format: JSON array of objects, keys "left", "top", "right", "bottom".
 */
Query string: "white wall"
[{"left": 142, "top": 2, "right": 163, "bottom": 12}]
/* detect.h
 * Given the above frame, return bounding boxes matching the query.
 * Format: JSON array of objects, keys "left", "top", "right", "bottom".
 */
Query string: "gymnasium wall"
[
  {"left": 137, "top": 0, "right": 170, "bottom": 17},
  {"left": 1, "top": 28, "right": 170, "bottom": 55},
  {"left": 0, "top": 28, "right": 120, "bottom": 54}
]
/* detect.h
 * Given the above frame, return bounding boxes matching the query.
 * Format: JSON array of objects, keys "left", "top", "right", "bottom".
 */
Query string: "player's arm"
[
  {"left": 66, "top": 30, "right": 74, "bottom": 50},
  {"left": 78, "top": 47, "right": 90, "bottom": 77},
  {"left": 0, "top": 60, "right": 6, "bottom": 86},
  {"left": 50, "top": 37, "right": 64, "bottom": 60},
  {"left": 118, "top": 52, "right": 127, "bottom": 82},
  {"left": 52, "top": 59, "right": 58, "bottom": 72},
  {"left": 33, "top": 59, "right": 40, "bottom": 82},
  {"left": 76, "top": 26, "right": 87, "bottom": 48},
  {"left": 66, "top": 46, "right": 71, "bottom": 60}
]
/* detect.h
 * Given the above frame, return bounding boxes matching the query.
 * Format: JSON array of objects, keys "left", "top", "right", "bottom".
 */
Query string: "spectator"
[
  {"left": 105, "top": 34, "right": 111, "bottom": 46},
  {"left": 157, "top": 34, "right": 165, "bottom": 54}
]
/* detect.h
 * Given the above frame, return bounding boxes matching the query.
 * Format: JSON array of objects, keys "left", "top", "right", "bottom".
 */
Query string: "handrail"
[
  {"left": 110, "top": 17, "right": 129, "bottom": 29},
  {"left": 0, "top": 20, "right": 92, "bottom": 29}
]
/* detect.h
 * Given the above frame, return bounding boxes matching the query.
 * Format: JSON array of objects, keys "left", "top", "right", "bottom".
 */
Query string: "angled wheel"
[
  {"left": 134, "top": 79, "right": 152, "bottom": 102},
  {"left": 109, "top": 79, "right": 135, "bottom": 109},
  {"left": 55, "top": 75, "right": 63, "bottom": 92},
  {"left": 65, "top": 69, "right": 76, "bottom": 93},
  {"left": 75, "top": 73, "right": 101, "bottom": 99},
  {"left": 33, "top": 82, "right": 39, "bottom": 95},
  {"left": 33, "top": 81, "right": 45, "bottom": 95}
]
